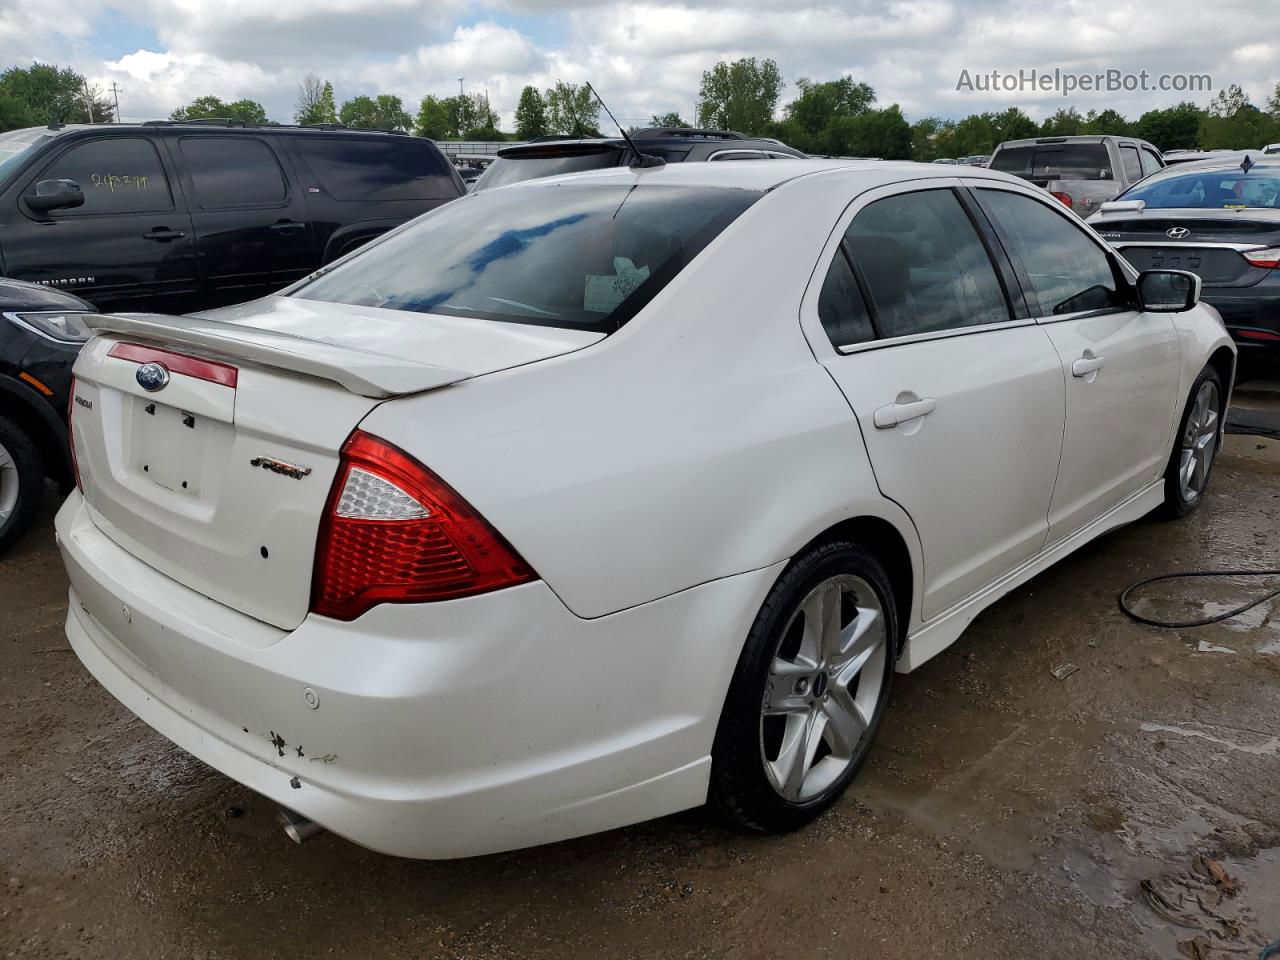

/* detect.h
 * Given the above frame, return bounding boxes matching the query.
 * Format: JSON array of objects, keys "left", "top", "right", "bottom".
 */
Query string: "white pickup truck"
[{"left": 988, "top": 135, "right": 1166, "bottom": 216}]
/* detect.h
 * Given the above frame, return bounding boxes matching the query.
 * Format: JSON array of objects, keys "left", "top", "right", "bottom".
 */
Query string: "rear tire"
[
  {"left": 1162, "top": 366, "right": 1224, "bottom": 518},
  {"left": 0, "top": 415, "right": 45, "bottom": 555},
  {"left": 710, "top": 541, "right": 897, "bottom": 833}
]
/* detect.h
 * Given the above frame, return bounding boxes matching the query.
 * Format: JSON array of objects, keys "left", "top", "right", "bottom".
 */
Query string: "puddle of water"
[{"left": 1140, "top": 722, "right": 1280, "bottom": 757}]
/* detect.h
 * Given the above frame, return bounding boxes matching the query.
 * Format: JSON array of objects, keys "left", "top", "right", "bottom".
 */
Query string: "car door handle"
[
  {"left": 269, "top": 221, "right": 306, "bottom": 234},
  {"left": 873, "top": 397, "right": 936, "bottom": 429},
  {"left": 1071, "top": 355, "right": 1106, "bottom": 377},
  {"left": 142, "top": 227, "right": 185, "bottom": 242}
]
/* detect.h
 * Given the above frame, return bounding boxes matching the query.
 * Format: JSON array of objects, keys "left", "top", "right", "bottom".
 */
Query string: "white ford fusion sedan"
[{"left": 58, "top": 159, "right": 1234, "bottom": 858}]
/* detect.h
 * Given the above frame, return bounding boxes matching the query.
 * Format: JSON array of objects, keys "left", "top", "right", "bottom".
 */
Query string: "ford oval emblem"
[
  {"left": 136, "top": 362, "right": 170, "bottom": 392},
  {"left": 1166, "top": 226, "right": 1190, "bottom": 240}
]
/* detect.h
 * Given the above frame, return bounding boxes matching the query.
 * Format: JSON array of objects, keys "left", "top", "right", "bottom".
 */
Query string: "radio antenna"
[{"left": 585, "top": 82, "right": 664, "bottom": 169}]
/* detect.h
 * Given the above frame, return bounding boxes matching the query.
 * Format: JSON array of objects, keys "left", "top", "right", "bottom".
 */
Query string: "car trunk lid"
[
  {"left": 1093, "top": 211, "right": 1280, "bottom": 288},
  {"left": 70, "top": 302, "right": 600, "bottom": 629}
]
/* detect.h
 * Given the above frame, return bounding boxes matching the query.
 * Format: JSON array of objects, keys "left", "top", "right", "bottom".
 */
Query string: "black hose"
[{"left": 1119, "top": 569, "right": 1280, "bottom": 628}]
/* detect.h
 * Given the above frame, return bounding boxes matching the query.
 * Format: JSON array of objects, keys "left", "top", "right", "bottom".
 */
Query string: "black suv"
[
  {"left": 0, "top": 121, "right": 464, "bottom": 314},
  {"left": 0, "top": 277, "right": 93, "bottom": 551},
  {"left": 471, "top": 127, "right": 805, "bottom": 191}
]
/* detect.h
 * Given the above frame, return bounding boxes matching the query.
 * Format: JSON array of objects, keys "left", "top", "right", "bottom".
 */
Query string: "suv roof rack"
[
  {"left": 139, "top": 119, "right": 407, "bottom": 135},
  {"left": 631, "top": 127, "right": 746, "bottom": 141}
]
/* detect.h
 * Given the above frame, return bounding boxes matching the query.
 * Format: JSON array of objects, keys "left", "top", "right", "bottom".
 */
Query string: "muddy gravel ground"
[{"left": 3, "top": 378, "right": 1280, "bottom": 960}]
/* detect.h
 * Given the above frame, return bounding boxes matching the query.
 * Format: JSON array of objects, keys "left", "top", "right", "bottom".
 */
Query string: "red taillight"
[
  {"left": 1237, "top": 329, "right": 1280, "bottom": 341},
  {"left": 310, "top": 430, "right": 537, "bottom": 620},
  {"left": 67, "top": 375, "right": 82, "bottom": 493},
  {"left": 1241, "top": 247, "right": 1280, "bottom": 269},
  {"left": 1050, "top": 191, "right": 1073, "bottom": 209}
]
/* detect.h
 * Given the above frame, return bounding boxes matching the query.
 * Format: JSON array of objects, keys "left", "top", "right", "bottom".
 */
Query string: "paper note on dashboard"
[{"left": 584, "top": 257, "right": 650, "bottom": 313}]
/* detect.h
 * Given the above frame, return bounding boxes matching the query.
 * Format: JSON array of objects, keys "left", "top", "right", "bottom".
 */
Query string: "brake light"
[
  {"left": 1050, "top": 191, "right": 1073, "bottom": 209},
  {"left": 1237, "top": 329, "right": 1280, "bottom": 341},
  {"left": 1242, "top": 247, "right": 1280, "bottom": 269},
  {"left": 311, "top": 430, "right": 537, "bottom": 620},
  {"left": 67, "top": 376, "right": 82, "bottom": 494}
]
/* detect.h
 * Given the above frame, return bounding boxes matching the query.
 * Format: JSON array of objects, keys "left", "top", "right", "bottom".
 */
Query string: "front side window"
[
  {"left": 1120, "top": 145, "right": 1142, "bottom": 181},
  {"left": 0, "top": 129, "right": 53, "bottom": 186},
  {"left": 34, "top": 137, "right": 172, "bottom": 216},
  {"left": 179, "top": 137, "right": 287, "bottom": 207},
  {"left": 292, "top": 182, "right": 759, "bottom": 333},
  {"left": 844, "top": 189, "right": 1009, "bottom": 338},
  {"left": 977, "top": 189, "right": 1121, "bottom": 316}
]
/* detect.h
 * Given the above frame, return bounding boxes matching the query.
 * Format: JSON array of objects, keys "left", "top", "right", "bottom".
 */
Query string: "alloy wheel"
[
  {"left": 0, "top": 440, "right": 19, "bottom": 527},
  {"left": 1178, "top": 380, "right": 1220, "bottom": 503},
  {"left": 759, "top": 574, "right": 888, "bottom": 803}
]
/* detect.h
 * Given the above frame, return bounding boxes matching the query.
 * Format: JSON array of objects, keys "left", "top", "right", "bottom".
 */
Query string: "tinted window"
[
  {"left": 290, "top": 137, "right": 457, "bottom": 201},
  {"left": 0, "top": 129, "right": 53, "bottom": 185},
  {"left": 990, "top": 143, "right": 1112, "bottom": 180},
  {"left": 978, "top": 189, "right": 1120, "bottom": 316},
  {"left": 1120, "top": 145, "right": 1142, "bottom": 181},
  {"left": 293, "top": 183, "right": 759, "bottom": 333},
  {"left": 179, "top": 137, "right": 286, "bottom": 207},
  {"left": 1139, "top": 147, "right": 1163, "bottom": 177},
  {"left": 36, "top": 137, "right": 172, "bottom": 216},
  {"left": 817, "top": 249, "right": 875, "bottom": 348},
  {"left": 844, "top": 189, "right": 1009, "bottom": 338},
  {"left": 472, "top": 146, "right": 625, "bottom": 190},
  {"left": 1120, "top": 168, "right": 1280, "bottom": 209}
]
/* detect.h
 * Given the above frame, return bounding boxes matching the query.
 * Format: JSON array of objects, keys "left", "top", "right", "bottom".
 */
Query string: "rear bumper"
[
  {"left": 57, "top": 491, "right": 782, "bottom": 858},
  {"left": 1201, "top": 288, "right": 1280, "bottom": 354}
]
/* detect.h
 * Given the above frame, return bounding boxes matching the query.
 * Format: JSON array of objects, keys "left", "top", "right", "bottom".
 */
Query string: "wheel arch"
[
  {"left": 321, "top": 219, "right": 405, "bottom": 264},
  {"left": 0, "top": 374, "right": 69, "bottom": 487}
]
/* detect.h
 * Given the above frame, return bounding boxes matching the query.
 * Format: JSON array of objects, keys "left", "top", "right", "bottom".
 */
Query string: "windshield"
[
  {"left": 990, "top": 143, "right": 1111, "bottom": 180},
  {"left": 472, "top": 145, "right": 626, "bottom": 191},
  {"left": 0, "top": 129, "right": 53, "bottom": 184},
  {"left": 1121, "top": 167, "right": 1280, "bottom": 209},
  {"left": 291, "top": 181, "right": 760, "bottom": 333}
]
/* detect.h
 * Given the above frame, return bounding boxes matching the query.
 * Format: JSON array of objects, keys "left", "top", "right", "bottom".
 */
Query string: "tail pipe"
[{"left": 278, "top": 807, "right": 325, "bottom": 845}]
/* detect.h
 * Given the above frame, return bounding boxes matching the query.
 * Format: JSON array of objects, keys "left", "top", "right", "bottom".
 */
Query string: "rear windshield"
[
  {"left": 1120, "top": 167, "right": 1280, "bottom": 209},
  {"left": 288, "top": 136, "right": 460, "bottom": 201},
  {"left": 990, "top": 143, "right": 1112, "bottom": 180},
  {"left": 291, "top": 181, "right": 760, "bottom": 333},
  {"left": 472, "top": 145, "right": 625, "bottom": 190}
]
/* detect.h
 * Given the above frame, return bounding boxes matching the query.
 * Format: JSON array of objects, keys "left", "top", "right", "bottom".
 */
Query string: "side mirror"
[
  {"left": 1137, "top": 269, "right": 1200, "bottom": 312},
  {"left": 26, "top": 178, "right": 84, "bottom": 213}
]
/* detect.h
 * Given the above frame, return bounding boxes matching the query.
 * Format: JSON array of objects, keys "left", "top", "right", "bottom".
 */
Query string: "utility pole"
[
  {"left": 457, "top": 77, "right": 465, "bottom": 97},
  {"left": 111, "top": 82, "right": 122, "bottom": 123},
  {"left": 82, "top": 80, "right": 95, "bottom": 122}
]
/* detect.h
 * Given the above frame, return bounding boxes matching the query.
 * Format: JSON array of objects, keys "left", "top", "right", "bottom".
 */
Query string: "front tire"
[
  {"left": 1163, "top": 366, "right": 1224, "bottom": 518},
  {"left": 0, "top": 415, "right": 45, "bottom": 555},
  {"left": 710, "top": 541, "right": 897, "bottom": 833}
]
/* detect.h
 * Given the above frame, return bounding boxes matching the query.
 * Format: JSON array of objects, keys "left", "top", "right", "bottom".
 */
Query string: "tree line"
[{"left": 4, "top": 59, "right": 1280, "bottom": 159}]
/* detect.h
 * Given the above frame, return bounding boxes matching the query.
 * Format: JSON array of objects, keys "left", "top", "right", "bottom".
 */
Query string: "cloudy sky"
[{"left": 1, "top": 0, "right": 1276, "bottom": 129}]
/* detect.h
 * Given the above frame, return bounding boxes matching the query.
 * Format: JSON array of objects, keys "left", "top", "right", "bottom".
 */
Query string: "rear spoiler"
[{"left": 83, "top": 312, "right": 470, "bottom": 399}]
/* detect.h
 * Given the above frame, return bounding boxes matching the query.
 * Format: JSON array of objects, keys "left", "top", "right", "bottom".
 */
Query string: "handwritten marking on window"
[{"left": 89, "top": 174, "right": 150, "bottom": 192}]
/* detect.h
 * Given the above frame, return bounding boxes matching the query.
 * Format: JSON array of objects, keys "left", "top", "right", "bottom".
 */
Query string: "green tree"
[
  {"left": 949, "top": 112, "right": 999, "bottom": 155},
  {"left": 414, "top": 95, "right": 450, "bottom": 139},
  {"left": 649, "top": 111, "right": 689, "bottom": 128},
  {"left": 909, "top": 117, "right": 951, "bottom": 161},
  {"left": 295, "top": 74, "right": 337, "bottom": 125},
  {"left": 784, "top": 76, "right": 875, "bottom": 147},
  {"left": 1081, "top": 108, "right": 1131, "bottom": 136},
  {"left": 514, "top": 86, "right": 548, "bottom": 139},
  {"left": 1209, "top": 83, "right": 1249, "bottom": 118},
  {"left": 0, "top": 63, "right": 113, "bottom": 128},
  {"left": 825, "top": 104, "right": 911, "bottom": 158},
  {"left": 1135, "top": 102, "right": 1204, "bottom": 151},
  {"left": 545, "top": 81, "right": 600, "bottom": 136},
  {"left": 339, "top": 94, "right": 410, "bottom": 131},
  {"left": 1200, "top": 104, "right": 1278, "bottom": 150},
  {"left": 1040, "top": 107, "right": 1085, "bottom": 136},
  {"left": 696, "top": 57, "right": 783, "bottom": 135},
  {"left": 171, "top": 95, "right": 268, "bottom": 123},
  {"left": 1267, "top": 82, "right": 1280, "bottom": 120},
  {"left": 991, "top": 106, "right": 1038, "bottom": 143}
]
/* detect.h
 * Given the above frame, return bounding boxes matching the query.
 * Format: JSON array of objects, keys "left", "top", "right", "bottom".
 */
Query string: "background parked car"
[
  {"left": 0, "top": 277, "right": 95, "bottom": 552},
  {"left": 1089, "top": 153, "right": 1280, "bottom": 358},
  {"left": 0, "top": 122, "right": 464, "bottom": 314},
  {"left": 470, "top": 127, "right": 805, "bottom": 191},
  {"left": 989, "top": 134, "right": 1164, "bottom": 214}
]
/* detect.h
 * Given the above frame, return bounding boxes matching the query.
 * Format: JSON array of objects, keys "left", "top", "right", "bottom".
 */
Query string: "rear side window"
[
  {"left": 816, "top": 250, "right": 875, "bottom": 348},
  {"left": 35, "top": 137, "right": 173, "bottom": 216},
  {"left": 179, "top": 137, "right": 286, "bottom": 207},
  {"left": 1120, "top": 145, "right": 1142, "bottom": 181},
  {"left": 845, "top": 189, "right": 1009, "bottom": 338},
  {"left": 1139, "top": 147, "right": 1163, "bottom": 177},
  {"left": 289, "top": 137, "right": 458, "bottom": 201},
  {"left": 990, "top": 143, "right": 1112, "bottom": 180},
  {"left": 472, "top": 146, "right": 625, "bottom": 191},
  {"left": 292, "top": 183, "right": 759, "bottom": 333},
  {"left": 977, "top": 189, "right": 1120, "bottom": 315}
]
